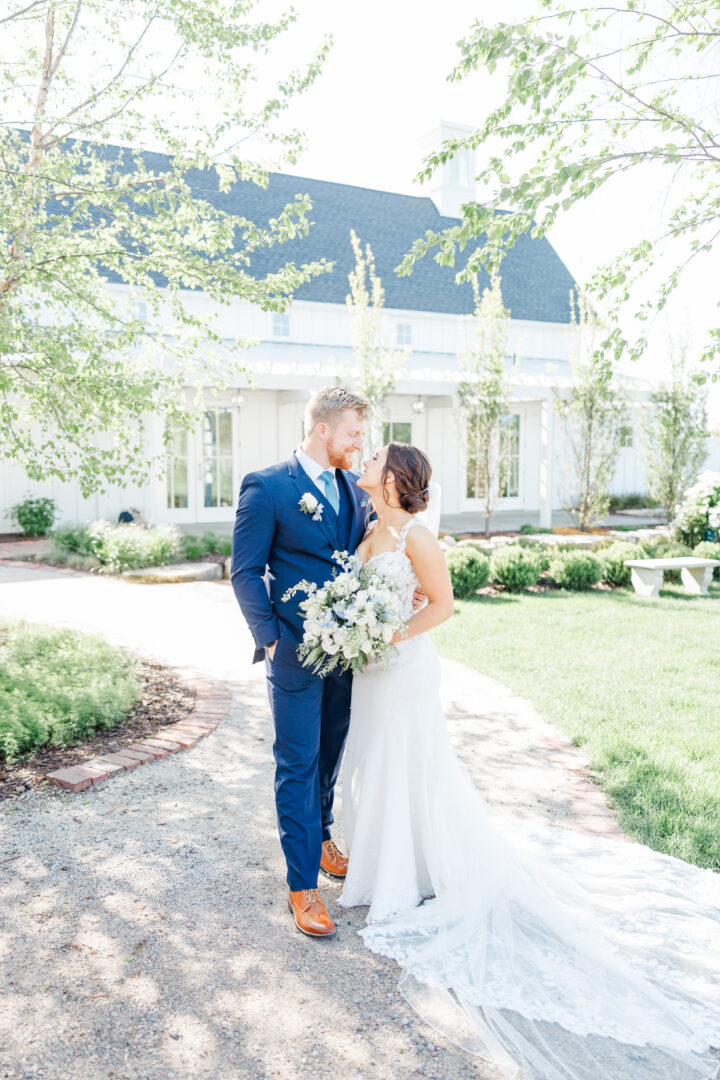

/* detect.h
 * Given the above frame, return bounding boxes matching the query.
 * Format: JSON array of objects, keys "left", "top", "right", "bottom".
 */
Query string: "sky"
[{"left": 264, "top": 0, "right": 720, "bottom": 422}]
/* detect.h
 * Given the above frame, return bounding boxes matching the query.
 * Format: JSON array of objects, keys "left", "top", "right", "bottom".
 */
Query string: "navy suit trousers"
[{"left": 265, "top": 628, "right": 352, "bottom": 891}]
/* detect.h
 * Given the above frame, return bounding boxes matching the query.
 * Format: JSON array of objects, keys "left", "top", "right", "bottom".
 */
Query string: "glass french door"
[
  {"left": 162, "top": 406, "right": 238, "bottom": 524},
  {"left": 198, "top": 407, "right": 235, "bottom": 521}
]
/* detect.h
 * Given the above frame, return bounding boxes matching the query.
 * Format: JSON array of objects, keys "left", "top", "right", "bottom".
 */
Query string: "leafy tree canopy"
[
  {"left": 0, "top": 0, "right": 331, "bottom": 494},
  {"left": 398, "top": 0, "right": 720, "bottom": 378}
]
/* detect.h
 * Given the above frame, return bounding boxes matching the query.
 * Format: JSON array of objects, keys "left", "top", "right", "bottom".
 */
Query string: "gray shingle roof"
[
  {"left": 70, "top": 142, "right": 576, "bottom": 324},
  {"left": 188, "top": 168, "right": 577, "bottom": 324}
]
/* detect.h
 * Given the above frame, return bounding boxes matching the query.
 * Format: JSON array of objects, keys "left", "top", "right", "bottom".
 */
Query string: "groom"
[{"left": 231, "top": 386, "right": 371, "bottom": 938}]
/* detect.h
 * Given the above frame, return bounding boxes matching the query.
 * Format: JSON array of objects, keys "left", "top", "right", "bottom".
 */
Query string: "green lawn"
[{"left": 432, "top": 583, "right": 720, "bottom": 871}]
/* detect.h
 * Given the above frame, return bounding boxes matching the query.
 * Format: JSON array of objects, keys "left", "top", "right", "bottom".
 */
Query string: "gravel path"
[{"left": 0, "top": 564, "right": 621, "bottom": 1080}]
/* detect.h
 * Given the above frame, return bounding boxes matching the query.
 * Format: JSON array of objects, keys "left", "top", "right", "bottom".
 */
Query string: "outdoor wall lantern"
[
  {"left": 231, "top": 393, "right": 247, "bottom": 408},
  {"left": 411, "top": 396, "right": 426, "bottom": 415}
]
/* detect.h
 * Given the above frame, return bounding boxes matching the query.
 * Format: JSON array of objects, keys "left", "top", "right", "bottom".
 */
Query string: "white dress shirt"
[{"left": 295, "top": 446, "right": 339, "bottom": 503}]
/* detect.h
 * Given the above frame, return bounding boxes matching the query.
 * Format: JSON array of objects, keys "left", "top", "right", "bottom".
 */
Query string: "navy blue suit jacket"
[{"left": 231, "top": 453, "right": 371, "bottom": 664}]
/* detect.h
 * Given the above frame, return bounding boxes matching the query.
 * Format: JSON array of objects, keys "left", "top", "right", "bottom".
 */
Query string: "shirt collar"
[{"left": 296, "top": 446, "right": 335, "bottom": 482}]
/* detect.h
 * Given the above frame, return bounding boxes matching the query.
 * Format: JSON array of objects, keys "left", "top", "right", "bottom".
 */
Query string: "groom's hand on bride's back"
[{"left": 412, "top": 587, "right": 427, "bottom": 611}]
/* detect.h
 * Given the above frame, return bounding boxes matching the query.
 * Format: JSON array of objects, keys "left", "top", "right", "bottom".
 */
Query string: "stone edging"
[{"left": 46, "top": 678, "right": 232, "bottom": 794}]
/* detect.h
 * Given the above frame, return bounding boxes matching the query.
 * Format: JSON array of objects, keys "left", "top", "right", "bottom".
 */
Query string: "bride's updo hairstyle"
[{"left": 382, "top": 442, "right": 432, "bottom": 514}]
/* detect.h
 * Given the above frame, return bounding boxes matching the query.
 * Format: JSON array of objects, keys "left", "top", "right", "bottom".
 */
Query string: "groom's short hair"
[{"left": 304, "top": 386, "right": 369, "bottom": 435}]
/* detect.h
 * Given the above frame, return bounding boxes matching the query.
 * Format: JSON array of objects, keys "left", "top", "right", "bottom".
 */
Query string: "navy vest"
[{"left": 332, "top": 470, "right": 354, "bottom": 552}]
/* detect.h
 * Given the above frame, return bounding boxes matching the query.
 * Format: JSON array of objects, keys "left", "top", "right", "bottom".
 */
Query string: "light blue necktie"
[{"left": 319, "top": 469, "right": 339, "bottom": 514}]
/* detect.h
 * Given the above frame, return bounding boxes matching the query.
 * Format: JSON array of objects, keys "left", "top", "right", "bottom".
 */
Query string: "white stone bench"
[{"left": 624, "top": 557, "right": 720, "bottom": 598}]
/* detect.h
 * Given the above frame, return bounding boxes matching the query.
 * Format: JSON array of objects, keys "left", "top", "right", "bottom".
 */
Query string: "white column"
[{"left": 539, "top": 395, "right": 554, "bottom": 529}]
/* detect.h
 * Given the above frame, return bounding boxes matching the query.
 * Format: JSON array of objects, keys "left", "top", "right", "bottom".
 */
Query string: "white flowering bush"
[
  {"left": 282, "top": 551, "right": 406, "bottom": 676},
  {"left": 672, "top": 471, "right": 720, "bottom": 548}
]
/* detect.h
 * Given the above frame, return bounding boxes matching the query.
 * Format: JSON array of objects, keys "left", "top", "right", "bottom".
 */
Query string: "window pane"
[
  {"left": 392, "top": 422, "right": 412, "bottom": 444},
  {"left": 172, "top": 459, "right": 188, "bottom": 508},
  {"left": 167, "top": 421, "right": 189, "bottom": 510},
  {"left": 499, "top": 414, "right": 520, "bottom": 498},
  {"left": 217, "top": 409, "right": 232, "bottom": 454},
  {"left": 219, "top": 459, "right": 233, "bottom": 507},
  {"left": 466, "top": 413, "right": 487, "bottom": 499},
  {"left": 383, "top": 422, "right": 391, "bottom": 444}
]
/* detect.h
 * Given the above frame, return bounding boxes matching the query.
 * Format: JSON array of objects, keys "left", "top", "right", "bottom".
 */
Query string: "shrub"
[
  {"left": 446, "top": 547, "right": 490, "bottom": 599},
  {"left": 51, "top": 521, "right": 181, "bottom": 573},
  {"left": 640, "top": 538, "right": 693, "bottom": 583},
  {"left": 51, "top": 524, "right": 95, "bottom": 557},
  {"left": 0, "top": 620, "right": 141, "bottom": 762},
  {"left": 490, "top": 545, "right": 542, "bottom": 592},
  {"left": 519, "top": 523, "right": 553, "bottom": 535},
  {"left": 548, "top": 550, "right": 603, "bottom": 590},
  {"left": 9, "top": 496, "right": 57, "bottom": 537},
  {"left": 180, "top": 532, "right": 233, "bottom": 559},
  {"left": 608, "top": 493, "right": 660, "bottom": 511},
  {"left": 597, "top": 541, "right": 645, "bottom": 587},
  {"left": 516, "top": 538, "right": 551, "bottom": 572},
  {"left": 692, "top": 541, "right": 720, "bottom": 581}
]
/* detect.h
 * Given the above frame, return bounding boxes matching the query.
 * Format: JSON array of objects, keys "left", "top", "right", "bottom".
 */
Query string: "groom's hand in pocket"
[
  {"left": 266, "top": 639, "right": 278, "bottom": 661},
  {"left": 412, "top": 587, "right": 427, "bottom": 611}
]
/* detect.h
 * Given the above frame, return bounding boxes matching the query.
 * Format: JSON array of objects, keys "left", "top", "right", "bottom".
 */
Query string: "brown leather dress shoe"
[
  {"left": 288, "top": 889, "right": 336, "bottom": 938},
  {"left": 320, "top": 838, "right": 348, "bottom": 880}
]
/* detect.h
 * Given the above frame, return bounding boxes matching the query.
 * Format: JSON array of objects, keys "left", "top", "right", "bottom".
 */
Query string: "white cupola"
[{"left": 418, "top": 121, "right": 476, "bottom": 219}]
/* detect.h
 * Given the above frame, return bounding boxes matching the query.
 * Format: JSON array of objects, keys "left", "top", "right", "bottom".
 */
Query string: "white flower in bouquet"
[{"left": 282, "top": 550, "right": 406, "bottom": 676}]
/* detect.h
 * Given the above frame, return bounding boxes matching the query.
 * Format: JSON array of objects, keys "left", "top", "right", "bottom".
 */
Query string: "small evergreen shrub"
[
  {"left": 490, "top": 545, "right": 542, "bottom": 592},
  {"left": 641, "top": 538, "right": 693, "bottom": 583},
  {"left": 10, "top": 496, "right": 57, "bottom": 537},
  {"left": 516, "top": 538, "right": 551, "bottom": 572},
  {"left": 446, "top": 547, "right": 490, "bottom": 599},
  {"left": 180, "top": 532, "right": 233, "bottom": 559},
  {"left": 692, "top": 541, "right": 720, "bottom": 581},
  {"left": 597, "top": 541, "right": 645, "bottom": 587},
  {"left": 0, "top": 620, "right": 141, "bottom": 762},
  {"left": 51, "top": 524, "right": 95, "bottom": 557},
  {"left": 548, "top": 550, "right": 603, "bottom": 591}
]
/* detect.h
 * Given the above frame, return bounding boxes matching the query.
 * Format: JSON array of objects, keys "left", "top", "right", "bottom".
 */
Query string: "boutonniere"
[{"left": 299, "top": 492, "right": 324, "bottom": 521}]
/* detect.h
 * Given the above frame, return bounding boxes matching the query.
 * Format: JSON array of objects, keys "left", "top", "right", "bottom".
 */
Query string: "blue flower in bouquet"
[{"left": 281, "top": 551, "right": 406, "bottom": 676}]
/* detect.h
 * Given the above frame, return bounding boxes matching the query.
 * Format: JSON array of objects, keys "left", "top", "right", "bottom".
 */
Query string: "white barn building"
[{"left": 2, "top": 140, "right": 655, "bottom": 534}]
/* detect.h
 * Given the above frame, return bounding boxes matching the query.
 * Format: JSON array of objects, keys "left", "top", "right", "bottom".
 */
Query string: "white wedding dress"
[{"left": 339, "top": 517, "right": 720, "bottom": 1080}]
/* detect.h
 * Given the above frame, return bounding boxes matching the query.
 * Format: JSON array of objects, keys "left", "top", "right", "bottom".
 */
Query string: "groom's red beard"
[{"left": 327, "top": 442, "right": 356, "bottom": 471}]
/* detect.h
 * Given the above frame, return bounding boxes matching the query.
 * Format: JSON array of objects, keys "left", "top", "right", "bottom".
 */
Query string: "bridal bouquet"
[{"left": 282, "top": 551, "right": 406, "bottom": 676}]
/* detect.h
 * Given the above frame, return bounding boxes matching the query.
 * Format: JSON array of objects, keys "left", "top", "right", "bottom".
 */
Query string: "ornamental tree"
[
  {"left": 556, "top": 291, "right": 628, "bottom": 529},
  {"left": 399, "top": 0, "right": 720, "bottom": 377},
  {"left": 642, "top": 340, "right": 708, "bottom": 520},
  {"left": 346, "top": 229, "right": 409, "bottom": 455},
  {"left": 456, "top": 271, "right": 510, "bottom": 538},
  {"left": 0, "top": 0, "right": 331, "bottom": 494}
]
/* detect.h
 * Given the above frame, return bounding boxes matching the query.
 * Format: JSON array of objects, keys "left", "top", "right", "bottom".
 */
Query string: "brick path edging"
[{"left": 46, "top": 678, "right": 232, "bottom": 793}]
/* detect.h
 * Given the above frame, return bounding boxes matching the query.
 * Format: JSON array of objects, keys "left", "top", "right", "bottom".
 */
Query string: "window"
[
  {"left": 272, "top": 311, "right": 290, "bottom": 337},
  {"left": 498, "top": 414, "right": 521, "bottom": 498},
  {"left": 619, "top": 424, "right": 633, "bottom": 448},
  {"left": 202, "top": 408, "right": 233, "bottom": 508},
  {"left": 466, "top": 413, "right": 520, "bottom": 500},
  {"left": 166, "top": 421, "right": 189, "bottom": 510},
  {"left": 396, "top": 323, "right": 412, "bottom": 346},
  {"left": 383, "top": 421, "right": 412, "bottom": 445}
]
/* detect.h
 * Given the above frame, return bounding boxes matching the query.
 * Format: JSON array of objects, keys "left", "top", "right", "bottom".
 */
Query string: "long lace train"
[{"left": 340, "top": 518, "right": 720, "bottom": 1080}]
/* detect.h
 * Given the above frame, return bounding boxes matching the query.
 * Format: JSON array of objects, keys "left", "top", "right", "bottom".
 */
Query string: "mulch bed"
[{"left": 0, "top": 659, "right": 196, "bottom": 801}]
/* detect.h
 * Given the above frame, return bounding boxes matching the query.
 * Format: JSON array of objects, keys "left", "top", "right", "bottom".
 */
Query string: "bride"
[{"left": 339, "top": 441, "right": 720, "bottom": 1080}]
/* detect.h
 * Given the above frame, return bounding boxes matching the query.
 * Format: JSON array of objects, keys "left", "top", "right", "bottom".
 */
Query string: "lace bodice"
[{"left": 363, "top": 518, "right": 425, "bottom": 621}]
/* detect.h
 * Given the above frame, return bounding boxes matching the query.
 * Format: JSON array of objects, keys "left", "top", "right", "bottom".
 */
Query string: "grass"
[
  {"left": 0, "top": 619, "right": 141, "bottom": 763},
  {"left": 432, "top": 583, "right": 720, "bottom": 871}
]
